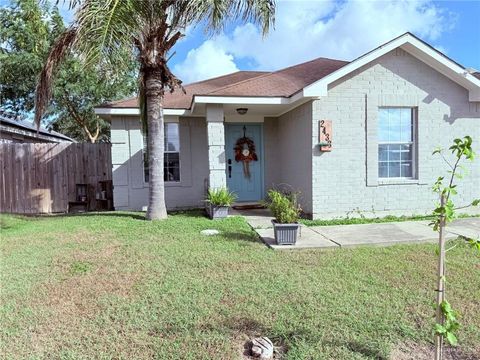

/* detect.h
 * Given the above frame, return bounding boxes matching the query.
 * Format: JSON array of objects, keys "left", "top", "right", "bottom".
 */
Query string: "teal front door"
[{"left": 225, "top": 124, "right": 263, "bottom": 202}]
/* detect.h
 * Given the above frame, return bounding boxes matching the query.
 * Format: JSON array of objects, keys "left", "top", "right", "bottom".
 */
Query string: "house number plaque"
[{"left": 319, "top": 120, "right": 332, "bottom": 151}]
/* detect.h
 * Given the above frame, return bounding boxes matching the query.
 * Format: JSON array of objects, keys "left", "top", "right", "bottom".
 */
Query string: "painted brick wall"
[
  {"left": 277, "top": 102, "right": 313, "bottom": 214},
  {"left": 311, "top": 48, "right": 480, "bottom": 219},
  {"left": 111, "top": 116, "right": 209, "bottom": 211}
]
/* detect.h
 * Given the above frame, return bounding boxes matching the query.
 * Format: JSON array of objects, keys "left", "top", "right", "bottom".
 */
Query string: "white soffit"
[{"left": 94, "top": 108, "right": 190, "bottom": 116}]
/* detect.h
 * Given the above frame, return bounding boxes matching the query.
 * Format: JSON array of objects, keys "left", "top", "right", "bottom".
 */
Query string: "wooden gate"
[{"left": 0, "top": 143, "right": 112, "bottom": 214}]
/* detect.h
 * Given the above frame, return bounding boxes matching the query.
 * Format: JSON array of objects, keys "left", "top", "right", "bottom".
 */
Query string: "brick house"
[{"left": 95, "top": 33, "right": 480, "bottom": 219}]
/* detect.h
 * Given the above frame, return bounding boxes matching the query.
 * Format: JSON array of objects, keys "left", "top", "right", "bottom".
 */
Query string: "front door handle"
[{"left": 228, "top": 165, "right": 232, "bottom": 178}]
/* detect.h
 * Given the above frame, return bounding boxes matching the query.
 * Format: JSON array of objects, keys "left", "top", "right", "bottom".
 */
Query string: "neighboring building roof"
[
  {"left": 0, "top": 109, "right": 74, "bottom": 142},
  {"left": 98, "top": 58, "right": 348, "bottom": 110}
]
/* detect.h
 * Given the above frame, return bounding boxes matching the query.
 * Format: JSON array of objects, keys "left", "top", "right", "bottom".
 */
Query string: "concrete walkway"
[{"left": 233, "top": 209, "right": 480, "bottom": 250}]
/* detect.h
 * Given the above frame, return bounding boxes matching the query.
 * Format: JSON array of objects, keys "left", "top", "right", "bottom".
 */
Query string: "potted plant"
[
  {"left": 205, "top": 188, "right": 237, "bottom": 219},
  {"left": 266, "top": 189, "right": 302, "bottom": 245}
]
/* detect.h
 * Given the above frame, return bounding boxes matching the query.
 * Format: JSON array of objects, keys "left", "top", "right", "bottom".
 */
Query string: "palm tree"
[{"left": 35, "top": 0, "right": 275, "bottom": 220}]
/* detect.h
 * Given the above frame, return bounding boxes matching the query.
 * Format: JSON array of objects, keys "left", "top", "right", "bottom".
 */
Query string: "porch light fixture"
[{"left": 236, "top": 108, "right": 248, "bottom": 115}]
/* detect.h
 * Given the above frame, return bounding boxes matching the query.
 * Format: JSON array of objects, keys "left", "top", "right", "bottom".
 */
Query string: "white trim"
[
  {"left": 303, "top": 33, "right": 480, "bottom": 101},
  {"left": 194, "top": 91, "right": 306, "bottom": 105},
  {"left": 94, "top": 107, "right": 190, "bottom": 116}
]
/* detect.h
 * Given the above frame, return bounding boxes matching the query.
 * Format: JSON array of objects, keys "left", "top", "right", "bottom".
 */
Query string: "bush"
[
  {"left": 266, "top": 189, "right": 301, "bottom": 224},
  {"left": 206, "top": 188, "right": 237, "bottom": 206}
]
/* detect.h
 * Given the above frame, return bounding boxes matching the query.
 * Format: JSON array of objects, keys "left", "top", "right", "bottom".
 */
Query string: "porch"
[{"left": 204, "top": 101, "right": 313, "bottom": 213}]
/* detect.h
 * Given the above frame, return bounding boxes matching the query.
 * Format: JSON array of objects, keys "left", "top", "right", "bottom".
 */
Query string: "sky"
[
  {"left": 3, "top": 0, "right": 480, "bottom": 84},
  {"left": 166, "top": 0, "right": 480, "bottom": 83}
]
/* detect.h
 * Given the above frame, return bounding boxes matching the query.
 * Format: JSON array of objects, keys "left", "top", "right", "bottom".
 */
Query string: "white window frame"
[
  {"left": 378, "top": 107, "right": 417, "bottom": 180},
  {"left": 143, "top": 122, "right": 181, "bottom": 183}
]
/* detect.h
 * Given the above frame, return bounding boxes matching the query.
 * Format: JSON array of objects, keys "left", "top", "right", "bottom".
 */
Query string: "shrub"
[
  {"left": 206, "top": 188, "right": 237, "bottom": 206},
  {"left": 266, "top": 189, "right": 301, "bottom": 224}
]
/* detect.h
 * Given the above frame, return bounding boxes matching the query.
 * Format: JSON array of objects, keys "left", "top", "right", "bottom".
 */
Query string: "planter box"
[
  {"left": 272, "top": 220, "right": 299, "bottom": 245},
  {"left": 207, "top": 204, "right": 229, "bottom": 220}
]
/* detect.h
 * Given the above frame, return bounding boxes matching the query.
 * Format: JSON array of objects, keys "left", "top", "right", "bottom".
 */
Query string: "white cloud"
[
  {"left": 174, "top": 0, "right": 454, "bottom": 79},
  {"left": 173, "top": 40, "right": 239, "bottom": 83}
]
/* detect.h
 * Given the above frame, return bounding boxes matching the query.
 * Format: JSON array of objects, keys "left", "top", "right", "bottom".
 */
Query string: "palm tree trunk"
[{"left": 145, "top": 69, "right": 167, "bottom": 220}]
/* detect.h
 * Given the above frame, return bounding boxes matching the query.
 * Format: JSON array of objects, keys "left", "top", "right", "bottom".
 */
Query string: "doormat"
[{"left": 232, "top": 204, "right": 266, "bottom": 210}]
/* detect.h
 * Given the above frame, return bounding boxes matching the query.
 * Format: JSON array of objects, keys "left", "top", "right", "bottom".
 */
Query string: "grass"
[
  {"left": 1, "top": 211, "right": 479, "bottom": 359},
  {"left": 300, "top": 213, "right": 479, "bottom": 227}
]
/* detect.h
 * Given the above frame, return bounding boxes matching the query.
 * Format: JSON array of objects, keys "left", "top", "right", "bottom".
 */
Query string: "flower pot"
[
  {"left": 208, "top": 204, "right": 229, "bottom": 219},
  {"left": 271, "top": 220, "right": 299, "bottom": 245}
]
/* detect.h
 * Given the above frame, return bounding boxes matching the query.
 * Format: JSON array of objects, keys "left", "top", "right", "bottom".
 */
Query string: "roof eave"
[{"left": 303, "top": 33, "right": 480, "bottom": 101}]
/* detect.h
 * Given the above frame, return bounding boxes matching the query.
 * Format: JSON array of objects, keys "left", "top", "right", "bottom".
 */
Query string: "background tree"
[
  {"left": 35, "top": 0, "right": 275, "bottom": 220},
  {"left": 0, "top": 0, "right": 136, "bottom": 142}
]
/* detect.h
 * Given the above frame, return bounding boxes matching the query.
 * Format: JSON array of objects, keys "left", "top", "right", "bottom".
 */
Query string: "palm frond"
[
  {"left": 182, "top": 0, "right": 275, "bottom": 35},
  {"left": 34, "top": 27, "right": 77, "bottom": 128},
  {"left": 74, "top": 0, "right": 139, "bottom": 67}
]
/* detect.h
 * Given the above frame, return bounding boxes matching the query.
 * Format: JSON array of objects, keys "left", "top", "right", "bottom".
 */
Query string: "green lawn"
[{"left": 1, "top": 212, "right": 479, "bottom": 359}]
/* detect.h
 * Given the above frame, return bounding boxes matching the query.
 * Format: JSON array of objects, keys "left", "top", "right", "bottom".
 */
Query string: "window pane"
[
  {"left": 400, "top": 144, "right": 412, "bottom": 161},
  {"left": 379, "top": 145, "right": 388, "bottom": 161},
  {"left": 388, "top": 144, "right": 401, "bottom": 161},
  {"left": 401, "top": 161, "right": 412, "bottom": 178},
  {"left": 164, "top": 152, "right": 180, "bottom": 182},
  {"left": 144, "top": 123, "right": 181, "bottom": 183},
  {"left": 379, "top": 162, "right": 389, "bottom": 178},
  {"left": 165, "top": 123, "right": 180, "bottom": 152},
  {"left": 388, "top": 109, "right": 402, "bottom": 141},
  {"left": 388, "top": 162, "right": 401, "bottom": 177},
  {"left": 400, "top": 108, "right": 413, "bottom": 142},
  {"left": 378, "top": 109, "right": 390, "bottom": 142}
]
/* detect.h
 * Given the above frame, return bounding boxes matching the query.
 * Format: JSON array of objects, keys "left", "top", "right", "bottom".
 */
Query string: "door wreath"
[{"left": 234, "top": 126, "right": 258, "bottom": 178}]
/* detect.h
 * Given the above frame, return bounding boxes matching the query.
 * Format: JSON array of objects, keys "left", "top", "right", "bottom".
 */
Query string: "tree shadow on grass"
[
  {"left": 44, "top": 211, "right": 148, "bottom": 221},
  {"left": 326, "top": 340, "right": 387, "bottom": 360},
  {"left": 31, "top": 209, "right": 208, "bottom": 221},
  {"left": 221, "top": 231, "right": 261, "bottom": 244}
]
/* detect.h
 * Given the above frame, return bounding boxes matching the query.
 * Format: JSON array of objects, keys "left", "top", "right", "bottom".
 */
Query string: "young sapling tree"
[{"left": 431, "top": 136, "right": 480, "bottom": 360}]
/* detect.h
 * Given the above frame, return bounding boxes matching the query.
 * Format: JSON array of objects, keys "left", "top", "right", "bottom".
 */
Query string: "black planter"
[
  {"left": 207, "top": 204, "right": 229, "bottom": 219},
  {"left": 271, "top": 220, "right": 299, "bottom": 245}
]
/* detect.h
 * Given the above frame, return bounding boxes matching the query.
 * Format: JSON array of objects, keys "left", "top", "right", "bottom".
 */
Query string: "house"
[
  {"left": 0, "top": 109, "right": 74, "bottom": 143},
  {"left": 95, "top": 33, "right": 480, "bottom": 219}
]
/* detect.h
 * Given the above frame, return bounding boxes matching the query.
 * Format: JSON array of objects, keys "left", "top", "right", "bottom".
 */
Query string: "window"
[
  {"left": 143, "top": 122, "right": 180, "bottom": 182},
  {"left": 378, "top": 108, "right": 416, "bottom": 179}
]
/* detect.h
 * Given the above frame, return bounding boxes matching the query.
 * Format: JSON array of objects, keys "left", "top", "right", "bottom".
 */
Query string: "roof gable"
[{"left": 303, "top": 32, "right": 480, "bottom": 101}]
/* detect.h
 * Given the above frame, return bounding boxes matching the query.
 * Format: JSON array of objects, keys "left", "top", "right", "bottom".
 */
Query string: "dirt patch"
[{"left": 391, "top": 341, "right": 480, "bottom": 360}]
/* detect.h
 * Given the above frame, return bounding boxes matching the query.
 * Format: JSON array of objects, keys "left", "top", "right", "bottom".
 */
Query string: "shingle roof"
[
  {"left": 99, "top": 57, "right": 349, "bottom": 110},
  {"left": 103, "top": 71, "right": 267, "bottom": 109},
  {"left": 473, "top": 72, "right": 480, "bottom": 80},
  {"left": 0, "top": 109, "right": 74, "bottom": 142}
]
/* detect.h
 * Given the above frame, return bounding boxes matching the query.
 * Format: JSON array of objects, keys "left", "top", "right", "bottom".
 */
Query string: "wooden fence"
[{"left": 0, "top": 143, "right": 112, "bottom": 214}]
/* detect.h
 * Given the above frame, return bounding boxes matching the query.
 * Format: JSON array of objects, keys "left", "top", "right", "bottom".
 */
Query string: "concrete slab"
[
  {"left": 447, "top": 217, "right": 480, "bottom": 240},
  {"left": 310, "top": 221, "right": 456, "bottom": 247},
  {"left": 256, "top": 226, "right": 339, "bottom": 250},
  {"left": 235, "top": 206, "right": 480, "bottom": 250},
  {"left": 230, "top": 208, "right": 273, "bottom": 229}
]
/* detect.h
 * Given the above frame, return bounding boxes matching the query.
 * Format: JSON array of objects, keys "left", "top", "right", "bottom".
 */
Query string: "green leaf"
[
  {"left": 434, "top": 323, "right": 446, "bottom": 334},
  {"left": 446, "top": 332, "right": 458, "bottom": 346}
]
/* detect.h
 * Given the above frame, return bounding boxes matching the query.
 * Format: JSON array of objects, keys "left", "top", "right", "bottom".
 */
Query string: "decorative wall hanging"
[
  {"left": 234, "top": 126, "right": 258, "bottom": 178},
  {"left": 318, "top": 120, "right": 332, "bottom": 151}
]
